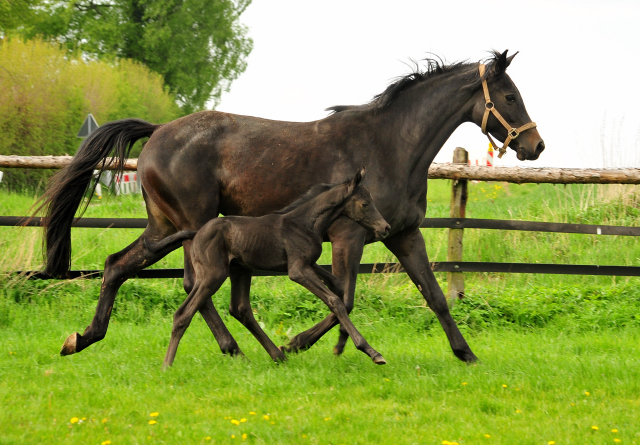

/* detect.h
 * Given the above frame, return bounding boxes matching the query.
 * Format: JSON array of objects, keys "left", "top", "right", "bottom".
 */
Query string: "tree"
[{"left": 20, "top": 0, "right": 253, "bottom": 114}]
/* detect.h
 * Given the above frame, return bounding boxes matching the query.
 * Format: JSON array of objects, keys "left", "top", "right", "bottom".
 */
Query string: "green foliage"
[
  {"left": 21, "top": 0, "right": 253, "bottom": 113},
  {"left": 0, "top": 37, "right": 181, "bottom": 190}
]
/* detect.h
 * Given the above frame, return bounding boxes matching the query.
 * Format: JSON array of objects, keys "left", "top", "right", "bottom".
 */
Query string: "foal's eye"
[
  {"left": 361, "top": 203, "right": 369, "bottom": 208},
  {"left": 505, "top": 94, "right": 517, "bottom": 103}
]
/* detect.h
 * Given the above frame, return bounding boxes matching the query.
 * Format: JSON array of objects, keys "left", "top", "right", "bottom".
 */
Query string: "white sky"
[{"left": 216, "top": 0, "right": 640, "bottom": 169}]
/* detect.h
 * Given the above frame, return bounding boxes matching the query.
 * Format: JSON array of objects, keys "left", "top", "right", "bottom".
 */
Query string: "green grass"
[
  {"left": 2, "top": 183, "right": 640, "bottom": 443},
  {"left": 1, "top": 311, "right": 639, "bottom": 444}
]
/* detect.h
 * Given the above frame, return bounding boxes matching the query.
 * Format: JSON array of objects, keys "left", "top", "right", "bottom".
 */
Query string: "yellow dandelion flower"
[
  {"left": 263, "top": 415, "right": 269, "bottom": 420},
  {"left": 240, "top": 418, "right": 247, "bottom": 423},
  {"left": 592, "top": 426, "right": 599, "bottom": 430},
  {"left": 82, "top": 417, "right": 86, "bottom": 420},
  {"left": 70, "top": 417, "right": 79, "bottom": 424},
  {"left": 231, "top": 435, "right": 236, "bottom": 439},
  {"left": 231, "top": 419, "right": 240, "bottom": 425},
  {"left": 461, "top": 382, "right": 467, "bottom": 386},
  {"left": 270, "top": 421, "right": 275, "bottom": 425},
  {"left": 516, "top": 409, "right": 522, "bottom": 413},
  {"left": 101, "top": 441, "right": 112, "bottom": 445},
  {"left": 614, "top": 440, "right": 621, "bottom": 443},
  {"left": 242, "top": 433, "right": 248, "bottom": 440},
  {"left": 484, "top": 434, "right": 491, "bottom": 438},
  {"left": 548, "top": 442, "right": 555, "bottom": 445},
  {"left": 585, "top": 391, "right": 590, "bottom": 396},
  {"left": 148, "top": 420, "right": 157, "bottom": 425},
  {"left": 150, "top": 412, "right": 159, "bottom": 417},
  {"left": 324, "top": 417, "right": 331, "bottom": 421},
  {"left": 384, "top": 378, "right": 390, "bottom": 381},
  {"left": 612, "top": 429, "right": 619, "bottom": 433},
  {"left": 502, "top": 384, "right": 507, "bottom": 388},
  {"left": 249, "top": 412, "right": 256, "bottom": 415},
  {"left": 102, "top": 418, "right": 108, "bottom": 424},
  {"left": 302, "top": 434, "right": 307, "bottom": 438},
  {"left": 205, "top": 437, "right": 211, "bottom": 441}
]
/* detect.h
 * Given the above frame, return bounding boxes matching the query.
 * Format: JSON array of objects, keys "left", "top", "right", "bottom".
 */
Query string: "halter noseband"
[{"left": 479, "top": 64, "right": 537, "bottom": 159}]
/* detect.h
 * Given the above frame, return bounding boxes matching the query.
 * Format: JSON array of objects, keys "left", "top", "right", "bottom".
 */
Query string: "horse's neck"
[
  {"left": 285, "top": 188, "right": 345, "bottom": 236},
  {"left": 378, "top": 72, "right": 478, "bottom": 184}
]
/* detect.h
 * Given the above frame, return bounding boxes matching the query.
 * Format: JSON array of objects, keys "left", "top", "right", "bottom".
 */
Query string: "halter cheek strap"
[{"left": 479, "top": 64, "right": 537, "bottom": 159}]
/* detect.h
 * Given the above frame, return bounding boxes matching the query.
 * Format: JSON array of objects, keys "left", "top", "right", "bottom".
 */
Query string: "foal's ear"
[
  {"left": 495, "top": 49, "right": 518, "bottom": 75},
  {"left": 347, "top": 167, "right": 366, "bottom": 195}
]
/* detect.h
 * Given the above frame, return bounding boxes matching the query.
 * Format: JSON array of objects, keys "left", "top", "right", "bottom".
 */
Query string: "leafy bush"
[{"left": 0, "top": 37, "right": 181, "bottom": 190}]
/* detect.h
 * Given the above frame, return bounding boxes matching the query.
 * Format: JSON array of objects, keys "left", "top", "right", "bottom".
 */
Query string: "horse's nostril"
[
  {"left": 383, "top": 224, "right": 391, "bottom": 235},
  {"left": 537, "top": 140, "right": 545, "bottom": 153}
]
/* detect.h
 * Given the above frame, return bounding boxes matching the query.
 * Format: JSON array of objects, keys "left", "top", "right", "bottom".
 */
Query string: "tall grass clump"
[{"left": 0, "top": 37, "right": 182, "bottom": 190}]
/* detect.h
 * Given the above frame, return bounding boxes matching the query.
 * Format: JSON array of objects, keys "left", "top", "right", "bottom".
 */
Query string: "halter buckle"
[
  {"left": 485, "top": 101, "right": 494, "bottom": 110},
  {"left": 508, "top": 128, "right": 520, "bottom": 139}
]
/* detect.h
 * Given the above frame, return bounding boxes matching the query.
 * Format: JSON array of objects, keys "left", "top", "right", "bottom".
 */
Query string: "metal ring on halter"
[
  {"left": 485, "top": 101, "right": 494, "bottom": 110},
  {"left": 508, "top": 128, "right": 520, "bottom": 139}
]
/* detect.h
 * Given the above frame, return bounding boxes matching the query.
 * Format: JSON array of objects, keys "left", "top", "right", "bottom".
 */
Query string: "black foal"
[{"left": 150, "top": 168, "right": 391, "bottom": 367}]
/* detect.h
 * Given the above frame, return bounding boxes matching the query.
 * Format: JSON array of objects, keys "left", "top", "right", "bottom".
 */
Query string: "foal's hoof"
[
  {"left": 279, "top": 345, "right": 298, "bottom": 355},
  {"left": 332, "top": 345, "right": 345, "bottom": 356},
  {"left": 372, "top": 354, "right": 387, "bottom": 365},
  {"left": 60, "top": 333, "right": 78, "bottom": 356}
]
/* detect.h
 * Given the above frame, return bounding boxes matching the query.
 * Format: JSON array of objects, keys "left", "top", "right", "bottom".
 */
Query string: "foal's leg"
[
  {"left": 383, "top": 228, "right": 478, "bottom": 363},
  {"left": 288, "top": 262, "right": 385, "bottom": 365},
  {"left": 183, "top": 239, "right": 243, "bottom": 356},
  {"left": 284, "top": 224, "right": 366, "bottom": 354},
  {"left": 228, "top": 263, "right": 286, "bottom": 362},
  {"left": 60, "top": 217, "right": 176, "bottom": 355},
  {"left": 163, "top": 268, "right": 228, "bottom": 369}
]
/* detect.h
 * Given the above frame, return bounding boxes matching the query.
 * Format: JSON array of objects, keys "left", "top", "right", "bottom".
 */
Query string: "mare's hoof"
[
  {"left": 372, "top": 354, "right": 387, "bottom": 365},
  {"left": 279, "top": 345, "right": 298, "bottom": 354},
  {"left": 60, "top": 333, "right": 78, "bottom": 356},
  {"left": 333, "top": 346, "right": 345, "bottom": 356}
]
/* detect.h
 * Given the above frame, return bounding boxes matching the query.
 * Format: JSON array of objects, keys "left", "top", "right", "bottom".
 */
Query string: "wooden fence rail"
[
  {"left": 3, "top": 154, "right": 640, "bottom": 184},
  {"left": 3, "top": 151, "right": 640, "bottom": 305}
]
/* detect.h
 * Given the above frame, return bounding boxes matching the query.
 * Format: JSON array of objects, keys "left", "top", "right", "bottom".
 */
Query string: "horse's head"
[
  {"left": 343, "top": 167, "right": 391, "bottom": 240},
  {"left": 471, "top": 50, "right": 545, "bottom": 161}
]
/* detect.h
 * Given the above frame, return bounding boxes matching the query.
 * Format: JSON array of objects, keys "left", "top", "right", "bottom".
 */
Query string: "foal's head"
[{"left": 342, "top": 168, "right": 391, "bottom": 240}]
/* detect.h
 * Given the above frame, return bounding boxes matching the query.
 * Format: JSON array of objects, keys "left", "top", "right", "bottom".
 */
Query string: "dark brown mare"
[
  {"left": 148, "top": 168, "right": 391, "bottom": 367},
  {"left": 39, "top": 50, "right": 544, "bottom": 363}
]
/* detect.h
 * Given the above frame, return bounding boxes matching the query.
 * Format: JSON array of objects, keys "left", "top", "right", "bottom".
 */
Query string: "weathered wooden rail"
[
  {"left": 3, "top": 154, "right": 640, "bottom": 184},
  {"left": 3, "top": 153, "right": 640, "bottom": 305}
]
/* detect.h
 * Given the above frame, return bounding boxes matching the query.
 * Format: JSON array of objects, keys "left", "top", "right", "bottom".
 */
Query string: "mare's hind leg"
[
  {"left": 60, "top": 218, "right": 175, "bottom": 355},
  {"left": 228, "top": 262, "right": 286, "bottom": 362},
  {"left": 164, "top": 268, "right": 228, "bottom": 368},
  {"left": 183, "top": 240, "right": 243, "bottom": 356}
]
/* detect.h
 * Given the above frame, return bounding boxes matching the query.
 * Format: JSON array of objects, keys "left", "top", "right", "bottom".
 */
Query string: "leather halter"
[{"left": 479, "top": 64, "right": 537, "bottom": 159}]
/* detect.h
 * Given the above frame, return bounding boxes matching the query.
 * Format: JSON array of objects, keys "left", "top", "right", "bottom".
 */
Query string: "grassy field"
[{"left": 1, "top": 181, "right": 640, "bottom": 444}]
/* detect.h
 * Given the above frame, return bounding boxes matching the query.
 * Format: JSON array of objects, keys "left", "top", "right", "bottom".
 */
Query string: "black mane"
[{"left": 327, "top": 51, "right": 503, "bottom": 114}]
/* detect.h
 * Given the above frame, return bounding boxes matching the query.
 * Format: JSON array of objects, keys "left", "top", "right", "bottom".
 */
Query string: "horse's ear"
[
  {"left": 347, "top": 167, "right": 366, "bottom": 195},
  {"left": 495, "top": 50, "right": 518, "bottom": 75}
]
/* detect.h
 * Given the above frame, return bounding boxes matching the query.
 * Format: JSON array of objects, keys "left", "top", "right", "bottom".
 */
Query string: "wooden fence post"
[{"left": 447, "top": 147, "right": 468, "bottom": 306}]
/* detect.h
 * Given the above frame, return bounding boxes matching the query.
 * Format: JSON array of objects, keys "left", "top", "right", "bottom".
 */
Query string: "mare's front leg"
[
  {"left": 383, "top": 228, "right": 478, "bottom": 363},
  {"left": 183, "top": 240, "right": 243, "bottom": 356},
  {"left": 288, "top": 262, "right": 385, "bottom": 365},
  {"left": 283, "top": 222, "right": 366, "bottom": 354}
]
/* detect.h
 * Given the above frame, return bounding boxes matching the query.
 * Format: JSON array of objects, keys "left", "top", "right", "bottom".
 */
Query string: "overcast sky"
[{"left": 217, "top": 0, "right": 640, "bottom": 169}]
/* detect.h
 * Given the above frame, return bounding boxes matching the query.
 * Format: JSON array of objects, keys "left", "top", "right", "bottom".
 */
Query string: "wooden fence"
[{"left": 3, "top": 151, "right": 640, "bottom": 302}]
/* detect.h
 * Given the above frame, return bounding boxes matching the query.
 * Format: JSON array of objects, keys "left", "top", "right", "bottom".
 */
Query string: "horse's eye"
[
  {"left": 362, "top": 202, "right": 369, "bottom": 208},
  {"left": 505, "top": 94, "right": 517, "bottom": 103}
]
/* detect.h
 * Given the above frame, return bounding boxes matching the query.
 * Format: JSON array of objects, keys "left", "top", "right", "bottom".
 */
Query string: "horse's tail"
[
  {"left": 143, "top": 231, "right": 198, "bottom": 257},
  {"left": 32, "top": 118, "right": 160, "bottom": 277}
]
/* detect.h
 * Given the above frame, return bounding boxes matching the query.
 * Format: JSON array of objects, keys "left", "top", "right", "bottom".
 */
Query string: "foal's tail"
[
  {"left": 143, "top": 231, "right": 197, "bottom": 257},
  {"left": 32, "top": 118, "right": 160, "bottom": 277}
]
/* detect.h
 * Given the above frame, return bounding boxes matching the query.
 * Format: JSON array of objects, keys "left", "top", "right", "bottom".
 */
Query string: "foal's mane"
[
  {"left": 274, "top": 183, "right": 338, "bottom": 215},
  {"left": 327, "top": 51, "right": 503, "bottom": 114}
]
